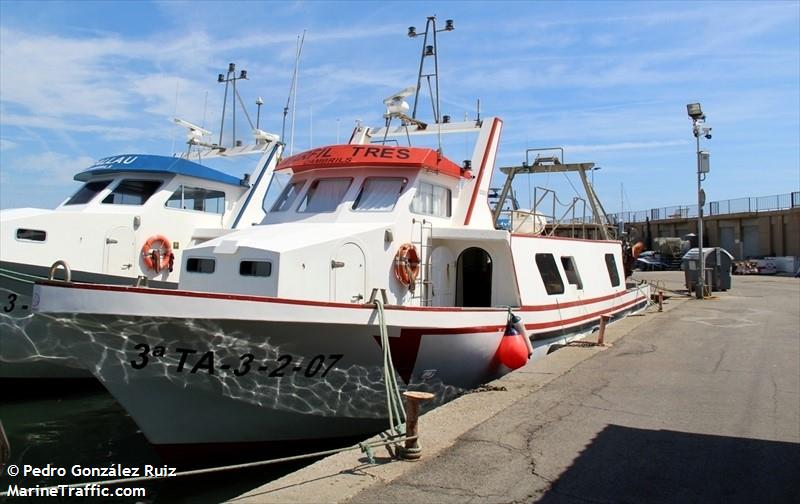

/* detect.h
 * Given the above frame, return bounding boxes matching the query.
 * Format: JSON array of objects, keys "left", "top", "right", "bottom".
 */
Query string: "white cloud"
[{"left": 0, "top": 139, "right": 16, "bottom": 151}]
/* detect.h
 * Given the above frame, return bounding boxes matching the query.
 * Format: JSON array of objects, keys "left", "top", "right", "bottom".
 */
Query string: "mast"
[{"left": 289, "top": 31, "right": 306, "bottom": 155}]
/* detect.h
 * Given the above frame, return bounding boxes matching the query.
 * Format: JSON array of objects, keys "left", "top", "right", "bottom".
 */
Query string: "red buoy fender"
[{"left": 496, "top": 324, "right": 529, "bottom": 370}]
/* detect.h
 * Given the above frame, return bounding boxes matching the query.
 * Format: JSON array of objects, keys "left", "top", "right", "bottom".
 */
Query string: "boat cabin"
[
  {"left": 0, "top": 145, "right": 279, "bottom": 285},
  {"left": 178, "top": 118, "right": 628, "bottom": 310}
]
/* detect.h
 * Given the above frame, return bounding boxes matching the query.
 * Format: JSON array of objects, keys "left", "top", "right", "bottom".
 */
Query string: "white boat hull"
[
  {"left": 0, "top": 262, "right": 174, "bottom": 379},
  {"left": 33, "top": 281, "right": 649, "bottom": 446}
]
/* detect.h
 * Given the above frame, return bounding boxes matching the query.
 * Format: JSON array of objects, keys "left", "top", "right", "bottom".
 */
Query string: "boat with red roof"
[{"left": 31, "top": 17, "right": 650, "bottom": 451}]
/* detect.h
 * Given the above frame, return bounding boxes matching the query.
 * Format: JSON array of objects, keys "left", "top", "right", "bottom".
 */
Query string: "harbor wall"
[{"left": 624, "top": 207, "right": 800, "bottom": 260}]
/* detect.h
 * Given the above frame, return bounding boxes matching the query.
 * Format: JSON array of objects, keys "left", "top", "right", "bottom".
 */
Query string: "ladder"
[{"left": 411, "top": 218, "right": 434, "bottom": 306}]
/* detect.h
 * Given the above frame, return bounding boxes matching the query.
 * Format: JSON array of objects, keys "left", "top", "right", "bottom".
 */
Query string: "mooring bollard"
[
  {"left": 401, "top": 391, "right": 435, "bottom": 460},
  {"left": 658, "top": 290, "right": 664, "bottom": 312},
  {"left": 597, "top": 315, "right": 611, "bottom": 346}
]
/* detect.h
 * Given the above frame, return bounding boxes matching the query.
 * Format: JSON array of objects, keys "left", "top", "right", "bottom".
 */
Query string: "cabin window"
[
  {"left": 561, "top": 256, "right": 583, "bottom": 290},
  {"left": 186, "top": 258, "right": 215, "bottom": 274},
  {"left": 65, "top": 180, "right": 112, "bottom": 205},
  {"left": 16, "top": 229, "right": 46, "bottom": 242},
  {"left": 605, "top": 253, "right": 621, "bottom": 287},
  {"left": 535, "top": 253, "right": 564, "bottom": 295},
  {"left": 166, "top": 185, "right": 225, "bottom": 214},
  {"left": 411, "top": 182, "right": 451, "bottom": 217},
  {"left": 262, "top": 172, "right": 292, "bottom": 213},
  {"left": 102, "top": 180, "right": 162, "bottom": 205},
  {"left": 352, "top": 177, "right": 407, "bottom": 212},
  {"left": 298, "top": 178, "right": 352, "bottom": 213},
  {"left": 240, "top": 260, "right": 272, "bottom": 277},
  {"left": 270, "top": 181, "right": 304, "bottom": 212}
]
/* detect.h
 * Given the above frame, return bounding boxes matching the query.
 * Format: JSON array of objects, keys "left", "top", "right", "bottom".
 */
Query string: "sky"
[{"left": 1, "top": 0, "right": 798, "bottom": 215}]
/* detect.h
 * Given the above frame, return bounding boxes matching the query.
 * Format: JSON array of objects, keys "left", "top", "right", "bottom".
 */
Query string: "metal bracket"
[{"left": 48, "top": 260, "right": 71, "bottom": 282}]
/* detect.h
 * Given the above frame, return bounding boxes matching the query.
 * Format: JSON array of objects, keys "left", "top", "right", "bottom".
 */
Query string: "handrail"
[{"left": 611, "top": 191, "right": 799, "bottom": 224}]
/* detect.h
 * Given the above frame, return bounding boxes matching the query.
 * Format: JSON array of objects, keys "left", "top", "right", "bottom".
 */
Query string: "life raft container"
[
  {"left": 393, "top": 243, "right": 421, "bottom": 292},
  {"left": 141, "top": 235, "right": 174, "bottom": 273}
]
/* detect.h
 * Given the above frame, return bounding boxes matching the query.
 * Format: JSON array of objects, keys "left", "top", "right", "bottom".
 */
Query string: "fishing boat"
[
  {"left": 31, "top": 18, "right": 650, "bottom": 452},
  {"left": 0, "top": 64, "right": 282, "bottom": 379}
]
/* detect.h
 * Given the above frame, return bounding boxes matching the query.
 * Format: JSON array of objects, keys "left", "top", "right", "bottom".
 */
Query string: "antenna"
[
  {"left": 174, "top": 118, "right": 214, "bottom": 154},
  {"left": 282, "top": 31, "right": 306, "bottom": 155},
  {"left": 255, "top": 97, "right": 264, "bottom": 130},
  {"left": 380, "top": 86, "right": 419, "bottom": 145},
  {"left": 407, "top": 16, "right": 454, "bottom": 123},
  {"left": 171, "top": 79, "right": 180, "bottom": 154}
]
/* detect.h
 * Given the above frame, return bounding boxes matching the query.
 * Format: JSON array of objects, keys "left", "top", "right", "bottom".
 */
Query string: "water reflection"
[{"left": 32, "top": 312, "right": 476, "bottom": 448}]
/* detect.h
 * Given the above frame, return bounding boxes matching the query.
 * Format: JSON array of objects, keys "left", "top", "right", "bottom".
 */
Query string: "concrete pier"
[{"left": 232, "top": 272, "right": 799, "bottom": 503}]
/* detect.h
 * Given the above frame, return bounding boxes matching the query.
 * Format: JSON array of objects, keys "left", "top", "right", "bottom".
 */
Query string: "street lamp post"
[{"left": 686, "top": 103, "right": 712, "bottom": 300}]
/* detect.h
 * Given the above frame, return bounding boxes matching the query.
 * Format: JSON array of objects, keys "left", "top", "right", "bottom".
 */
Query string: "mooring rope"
[
  {"left": 0, "top": 268, "right": 42, "bottom": 284},
  {"left": 0, "top": 434, "right": 418, "bottom": 496},
  {"left": 374, "top": 297, "right": 407, "bottom": 438}
]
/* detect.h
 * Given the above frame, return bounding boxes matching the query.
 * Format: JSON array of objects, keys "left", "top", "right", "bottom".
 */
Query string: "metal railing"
[{"left": 610, "top": 191, "right": 799, "bottom": 224}]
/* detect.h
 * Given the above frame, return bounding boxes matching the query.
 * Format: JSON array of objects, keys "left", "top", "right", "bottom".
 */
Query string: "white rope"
[
  {"left": 0, "top": 435, "right": 417, "bottom": 496},
  {"left": 374, "top": 297, "right": 406, "bottom": 437},
  {"left": 0, "top": 269, "right": 42, "bottom": 284}
]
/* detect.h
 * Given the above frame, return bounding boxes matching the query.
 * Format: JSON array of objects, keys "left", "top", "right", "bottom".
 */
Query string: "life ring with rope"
[
  {"left": 141, "top": 235, "right": 174, "bottom": 274},
  {"left": 393, "top": 243, "right": 420, "bottom": 292}
]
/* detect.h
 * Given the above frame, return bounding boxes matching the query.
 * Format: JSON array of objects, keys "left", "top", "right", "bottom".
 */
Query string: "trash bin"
[{"left": 681, "top": 247, "right": 734, "bottom": 291}]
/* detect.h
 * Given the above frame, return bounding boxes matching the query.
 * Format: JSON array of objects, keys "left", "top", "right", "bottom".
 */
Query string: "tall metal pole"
[
  {"left": 232, "top": 67, "right": 237, "bottom": 146},
  {"left": 696, "top": 130, "right": 704, "bottom": 299}
]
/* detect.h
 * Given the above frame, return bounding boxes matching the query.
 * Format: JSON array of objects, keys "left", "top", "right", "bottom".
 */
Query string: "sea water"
[{"left": 0, "top": 386, "right": 309, "bottom": 503}]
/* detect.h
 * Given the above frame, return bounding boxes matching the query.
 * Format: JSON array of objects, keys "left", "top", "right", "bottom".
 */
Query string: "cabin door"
[
  {"left": 455, "top": 247, "right": 492, "bottom": 307},
  {"left": 332, "top": 242, "right": 366, "bottom": 303},
  {"left": 103, "top": 227, "right": 135, "bottom": 275}
]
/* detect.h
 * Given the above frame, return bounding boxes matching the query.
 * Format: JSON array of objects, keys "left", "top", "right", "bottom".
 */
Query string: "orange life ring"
[
  {"left": 394, "top": 243, "right": 420, "bottom": 292},
  {"left": 141, "top": 235, "right": 174, "bottom": 273}
]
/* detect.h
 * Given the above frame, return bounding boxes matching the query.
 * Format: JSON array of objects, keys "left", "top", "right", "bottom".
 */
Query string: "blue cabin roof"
[{"left": 74, "top": 154, "right": 243, "bottom": 187}]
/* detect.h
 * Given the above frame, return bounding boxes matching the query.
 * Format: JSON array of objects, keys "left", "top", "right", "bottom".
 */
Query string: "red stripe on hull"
[
  {"left": 38, "top": 280, "right": 635, "bottom": 313},
  {"left": 526, "top": 296, "right": 646, "bottom": 331}
]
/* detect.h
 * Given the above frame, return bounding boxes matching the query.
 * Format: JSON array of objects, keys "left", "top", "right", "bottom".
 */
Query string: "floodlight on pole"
[
  {"left": 591, "top": 166, "right": 602, "bottom": 187},
  {"left": 687, "top": 102, "right": 712, "bottom": 299},
  {"left": 686, "top": 102, "right": 704, "bottom": 120}
]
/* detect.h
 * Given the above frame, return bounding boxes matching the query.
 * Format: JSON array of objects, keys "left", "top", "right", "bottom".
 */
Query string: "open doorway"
[{"left": 456, "top": 247, "right": 492, "bottom": 307}]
